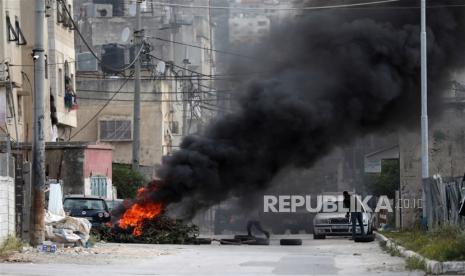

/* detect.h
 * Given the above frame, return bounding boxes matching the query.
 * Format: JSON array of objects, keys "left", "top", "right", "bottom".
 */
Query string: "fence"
[
  {"left": 0, "top": 153, "right": 15, "bottom": 244},
  {"left": 425, "top": 174, "right": 464, "bottom": 227}
]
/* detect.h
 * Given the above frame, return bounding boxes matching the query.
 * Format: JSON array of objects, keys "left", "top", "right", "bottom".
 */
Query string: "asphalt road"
[{"left": 0, "top": 235, "right": 424, "bottom": 276}]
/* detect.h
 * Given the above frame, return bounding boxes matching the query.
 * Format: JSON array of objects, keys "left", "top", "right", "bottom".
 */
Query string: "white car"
[{"left": 312, "top": 196, "right": 376, "bottom": 239}]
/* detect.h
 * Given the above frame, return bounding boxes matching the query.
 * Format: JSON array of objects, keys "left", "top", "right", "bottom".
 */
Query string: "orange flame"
[{"left": 118, "top": 202, "right": 163, "bottom": 236}]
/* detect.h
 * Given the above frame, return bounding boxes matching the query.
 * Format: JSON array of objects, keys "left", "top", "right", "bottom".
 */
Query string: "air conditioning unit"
[
  {"left": 76, "top": 52, "right": 98, "bottom": 72},
  {"left": 101, "top": 44, "right": 125, "bottom": 74},
  {"left": 85, "top": 3, "right": 113, "bottom": 18}
]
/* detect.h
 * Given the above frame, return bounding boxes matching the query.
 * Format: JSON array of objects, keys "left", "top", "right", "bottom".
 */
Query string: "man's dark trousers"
[{"left": 351, "top": 212, "right": 364, "bottom": 239}]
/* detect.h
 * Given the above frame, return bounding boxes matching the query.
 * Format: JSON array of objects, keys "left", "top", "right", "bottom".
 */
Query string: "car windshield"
[{"left": 64, "top": 198, "right": 106, "bottom": 211}]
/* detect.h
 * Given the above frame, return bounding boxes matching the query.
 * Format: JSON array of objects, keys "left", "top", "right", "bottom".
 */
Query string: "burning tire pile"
[{"left": 98, "top": 214, "right": 199, "bottom": 244}]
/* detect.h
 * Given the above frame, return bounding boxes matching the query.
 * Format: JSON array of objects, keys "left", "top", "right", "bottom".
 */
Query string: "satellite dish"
[
  {"left": 121, "top": 27, "right": 130, "bottom": 43},
  {"left": 156, "top": 61, "right": 166, "bottom": 75}
]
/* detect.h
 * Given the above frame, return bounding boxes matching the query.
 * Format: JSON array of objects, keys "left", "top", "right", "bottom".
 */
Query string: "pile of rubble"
[{"left": 44, "top": 211, "right": 92, "bottom": 249}]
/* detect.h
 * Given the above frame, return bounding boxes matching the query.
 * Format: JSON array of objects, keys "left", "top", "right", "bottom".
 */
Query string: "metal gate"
[{"left": 90, "top": 176, "right": 107, "bottom": 198}]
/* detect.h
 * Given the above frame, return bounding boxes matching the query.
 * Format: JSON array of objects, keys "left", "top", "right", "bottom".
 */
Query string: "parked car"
[
  {"left": 63, "top": 195, "right": 111, "bottom": 228},
  {"left": 312, "top": 196, "right": 376, "bottom": 239}
]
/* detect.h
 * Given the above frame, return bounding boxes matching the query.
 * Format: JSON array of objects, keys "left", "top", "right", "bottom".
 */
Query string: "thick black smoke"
[{"left": 143, "top": 1, "right": 465, "bottom": 218}]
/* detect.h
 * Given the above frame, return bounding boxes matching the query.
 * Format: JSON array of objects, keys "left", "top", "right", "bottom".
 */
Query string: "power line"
[
  {"left": 77, "top": 97, "right": 224, "bottom": 103},
  {"left": 58, "top": 0, "right": 144, "bottom": 73},
  {"left": 149, "top": 37, "right": 257, "bottom": 60},
  {"left": 138, "top": 1, "right": 465, "bottom": 11},
  {"left": 75, "top": 74, "right": 240, "bottom": 81},
  {"left": 69, "top": 74, "right": 133, "bottom": 140},
  {"left": 75, "top": 70, "right": 263, "bottom": 78},
  {"left": 77, "top": 88, "right": 233, "bottom": 94},
  {"left": 148, "top": 54, "right": 210, "bottom": 77},
  {"left": 142, "top": 0, "right": 401, "bottom": 11}
]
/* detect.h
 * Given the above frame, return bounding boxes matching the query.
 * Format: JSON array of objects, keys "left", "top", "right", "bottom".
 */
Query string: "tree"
[
  {"left": 112, "top": 163, "right": 146, "bottom": 199},
  {"left": 365, "top": 159, "right": 399, "bottom": 199}
]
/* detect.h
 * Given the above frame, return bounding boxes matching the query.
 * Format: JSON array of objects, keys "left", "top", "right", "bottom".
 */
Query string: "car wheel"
[
  {"left": 313, "top": 234, "right": 325, "bottom": 240},
  {"left": 354, "top": 234, "right": 375, "bottom": 242},
  {"left": 367, "top": 224, "right": 373, "bottom": 235},
  {"left": 280, "top": 239, "right": 302, "bottom": 246}
]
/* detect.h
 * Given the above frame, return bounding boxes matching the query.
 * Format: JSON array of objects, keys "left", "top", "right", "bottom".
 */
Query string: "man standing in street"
[{"left": 343, "top": 191, "right": 365, "bottom": 240}]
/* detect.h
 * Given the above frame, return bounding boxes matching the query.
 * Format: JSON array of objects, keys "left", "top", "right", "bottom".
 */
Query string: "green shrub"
[
  {"left": 379, "top": 240, "right": 401, "bottom": 257},
  {"left": 405, "top": 256, "right": 426, "bottom": 271},
  {"left": 384, "top": 225, "right": 465, "bottom": 261},
  {"left": 0, "top": 235, "right": 22, "bottom": 258},
  {"left": 113, "top": 163, "right": 147, "bottom": 199}
]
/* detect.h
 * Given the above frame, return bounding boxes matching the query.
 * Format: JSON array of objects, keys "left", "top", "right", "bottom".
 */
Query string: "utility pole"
[
  {"left": 31, "top": 0, "right": 46, "bottom": 246},
  {"left": 420, "top": 0, "right": 430, "bottom": 228},
  {"left": 132, "top": 0, "right": 143, "bottom": 171},
  {"left": 182, "top": 55, "right": 190, "bottom": 136}
]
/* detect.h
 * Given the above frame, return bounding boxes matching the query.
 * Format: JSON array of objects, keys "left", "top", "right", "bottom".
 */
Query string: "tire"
[
  {"left": 246, "top": 237, "right": 270, "bottom": 246},
  {"left": 367, "top": 224, "right": 373, "bottom": 235},
  {"left": 280, "top": 239, "right": 302, "bottom": 246},
  {"left": 192, "top": 238, "right": 212, "bottom": 245},
  {"left": 313, "top": 234, "right": 326, "bottom": 240},
  {"left": 234, "top": 235, "right": 255, "bottom": 242},
  {"left": 219, "top": 238, "right": 242, "bottom": 245},
  {"left": 354, "top": 234, "right": 375, "bottom": 243}
]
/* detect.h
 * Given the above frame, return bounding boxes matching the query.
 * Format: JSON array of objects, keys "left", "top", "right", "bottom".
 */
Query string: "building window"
[
  {"left": 14, "top": 16, "right": 27, "bottom": 45},
  {"left": 66, "top": 4, "right": 73, "bottom": 29},
  {"left": 170, "top": 121, "right": 179, "bottom": 134},
  {"left": 17, "top": 95, "right": 23, "bottom": 123},
  {"left": 64, "top": 60, "right": 69, "bottom": 77},
  {"left": 57, "top": 1, "right": 64, "bottom": 23},
  {"left": 90, "top": 176, "right": 107, "bottom": 198},
  {"left": 64, "top": 74, "right": 77, "bottom": 110},
  {"left": 58, "top": 68, "right": 63, "bottom": 96},
  {"left": 45, "top": 55, "right": 48, "bottom": 79},
  {"left": 99, "top": 119, "right": 132, "bottom": 141},
  {"left": 5, "top": 13, "right": 26, "bottom": 45}
]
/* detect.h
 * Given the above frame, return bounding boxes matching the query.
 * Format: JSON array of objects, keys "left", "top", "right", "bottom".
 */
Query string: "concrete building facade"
[
  {"left": 72, "top": 77, "right": 165, "bottom": 177},
  {"left": 71, "top": 0, "right": 217, "bottom": 173},
  {"left": 0, "top": 0, "right": 77, "bottom": 144}
]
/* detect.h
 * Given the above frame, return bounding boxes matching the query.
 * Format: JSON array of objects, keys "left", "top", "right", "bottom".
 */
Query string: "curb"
[{"left": 375, "top": 231, "right": 465, "bottom": 275}]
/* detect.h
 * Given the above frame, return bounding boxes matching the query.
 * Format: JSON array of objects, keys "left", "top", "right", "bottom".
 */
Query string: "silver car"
[{"left": 312, "top": 196, "right": 376, "bottom": 239}]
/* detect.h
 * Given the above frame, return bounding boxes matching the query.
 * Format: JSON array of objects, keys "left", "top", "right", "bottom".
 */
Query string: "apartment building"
[
  {"left": 71, "top": 0, "right": 216, "bottom": 176},
  {"left": 0, "top": 0, "right": 77, "bottom": 144}
]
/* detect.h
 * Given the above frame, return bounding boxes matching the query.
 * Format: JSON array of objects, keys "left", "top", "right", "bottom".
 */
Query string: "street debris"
[
  {"left": 100, "top": 214, "right": 199, "bottom": 244},
  {"left": 44, "top": 210, "right": 92, "bottom": 247}
]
